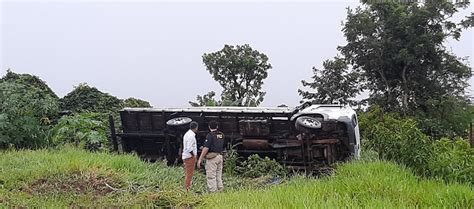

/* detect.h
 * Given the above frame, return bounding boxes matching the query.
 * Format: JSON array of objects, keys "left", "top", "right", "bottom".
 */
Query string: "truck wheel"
[
  {"left": 166, "top": 117, "right": 192, "bottom": 127},
  {"left": 295, "top": 116, "right": 322, "bottom": 133}
]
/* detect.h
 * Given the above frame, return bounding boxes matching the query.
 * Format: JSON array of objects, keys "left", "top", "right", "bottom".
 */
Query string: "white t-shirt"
[{"left": 182, "top": 129, "right": 197, "bottom": 160}]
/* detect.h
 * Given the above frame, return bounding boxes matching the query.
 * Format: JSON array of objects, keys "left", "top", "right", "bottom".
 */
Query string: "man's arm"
[
  {"left": 197, "top": 134, "right": 213, "bottom": 169},
  {"left": 192, "top": 135, "right": 198, "bottom": 157},
  {"left": 197, "top": 147, "right": 209, "bottom": 169}
]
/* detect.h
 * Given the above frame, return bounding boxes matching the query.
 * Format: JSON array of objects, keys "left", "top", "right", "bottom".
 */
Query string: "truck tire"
[
  {"left": 295, "top": 116, "right": 322, "bottom": 133},
  {"left": 166, "top": 117, "right": 192, "bottom": 127}
]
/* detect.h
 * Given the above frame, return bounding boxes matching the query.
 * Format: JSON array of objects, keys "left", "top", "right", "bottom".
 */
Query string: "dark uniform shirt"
[{"left": 204, "top": 130, "right": 225, "bottom": 153}]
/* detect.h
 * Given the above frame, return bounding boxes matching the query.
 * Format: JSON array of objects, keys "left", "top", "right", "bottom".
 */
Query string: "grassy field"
[
  {"left": 1, "top": 147, "right": 473, "bottom": 208},
  {"left": 0, "top": 146, "right": 258, "bottom": 207},
  {"left": 203, "top": 160, "right": 474, "bottom": 208}
]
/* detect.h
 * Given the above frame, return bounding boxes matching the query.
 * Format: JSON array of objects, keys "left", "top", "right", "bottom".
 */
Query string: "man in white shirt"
[{"left": 182, "top": 121, "right": 199, "bottom": 191}]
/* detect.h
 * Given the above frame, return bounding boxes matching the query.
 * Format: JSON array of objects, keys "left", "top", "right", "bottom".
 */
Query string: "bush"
[
  {"left": 52, "top": 113, "right": 108, "bottom": 151},
  {"left": 427, "top": 138, "right": 474, "bottom": 185},
  {"left": 0, "top": 78, "right": 59, "bottom": 149},
  {"left": 360, "top": 107, "right": 432, "bottom": 175},
  {"left": 360, "top": 107, "right": 474, "bottom": 185},
  {"left": 60, "top": 83, "right": 123, "bottom": 113},
  {"left": 123, "top": 97, "right": 152, "bottom": 108},
  {"left": 236, "top": 154, "right": 286, "bottom": 178},
  {"left": 1, "top": 70, "right": 58, "bottom": 99},
  {"left": 223, "top": 147, "right": 239, "bottom": 176}
]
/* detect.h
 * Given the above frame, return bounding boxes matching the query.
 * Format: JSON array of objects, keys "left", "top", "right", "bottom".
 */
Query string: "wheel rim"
[{"left": 166, "top": 117, "right": 192, "bottom": 126}]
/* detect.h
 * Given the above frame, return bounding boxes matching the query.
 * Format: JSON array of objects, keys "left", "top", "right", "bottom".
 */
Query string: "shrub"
[
  {"left": 236, "top": 154, "right": 286, "bottom": 178},
  {"left": 360, "top": 107, "right": 474, "bottom": 185},
  {"left": 52, "top": 113, "right": 108, "bottom": 151},
  {"left": 223, "top": 146, "right": 239, "bottom": 176},
  {"left": 60, "top": 83, "right": 123, "bottom": 113},
  {"left": 427, "top": 138, "right": 474, "bottom": 185},
  {"left": 123, "top": 97, "right": 152, "bottom": 108},
  {"left": 0, "top": 79, "right": 59, "bottom": 149},
  {"left": 360, "top": 107, "right": 433, "bottom": 175},
  {"left": 1, "top": 70, "right": 58, "bottom": 99}
]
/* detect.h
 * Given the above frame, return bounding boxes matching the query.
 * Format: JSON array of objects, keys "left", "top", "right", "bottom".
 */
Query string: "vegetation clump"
[
  {"left": 235, "top": 154, "right": 286, "bottom": 178},
  {"left": 60, "top": 83, "right": 123, "bottom": 113},
  {"left": 360, "top": 107, "right": 474, "bottom": 185},
  {"left": 52, "top": 113, "right": 109, "bottom": 151},
  {"left": 123, "top": 97, "right": 152, "bottom": 108},
  {"left": 0, "top": 72, "right": 59, "bottom": 149}
]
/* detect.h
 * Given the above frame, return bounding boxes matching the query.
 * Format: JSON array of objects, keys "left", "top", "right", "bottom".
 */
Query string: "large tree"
[
  {"left": 340, "top": 0, "right": 471, "bottom": 114},
  {"left": 302, "top": 1, "right": 471, "bottom": 115},
  {"left": 202, "top": 44, "right": 272, "bottom": 106}
]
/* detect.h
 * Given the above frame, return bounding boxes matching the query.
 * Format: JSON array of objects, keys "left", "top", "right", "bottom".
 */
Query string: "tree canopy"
[
  {"left": 300, "top": 1, "right": 472, "bottom": 110},
  {"left": 1, "top": 70, "right": 58, "bottom": 99},
  {"left": 340, "top": 0, "right": 471, "bottom": 114},
  {"left": 202, "top": 44, "right": 272, "bottom": 106},
  {"left": 299, "top": 57, "right": 362, "bottom": 105},
  {"left": 299, "top": 0, "right": 472, "bottom": 137},
  {"left": 60, "top": 83, "right": 123, "bottom": 113},
  {"left": 123, "top": 97, "right": 152, "bottom": 108},
  {"left": 189, "top": 91, "right": 220, "bottom": 107}
]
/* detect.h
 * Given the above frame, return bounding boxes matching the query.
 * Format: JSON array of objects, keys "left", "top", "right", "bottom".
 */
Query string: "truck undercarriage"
[{"left": 110, "top": 105, "right": 359, "bottom": 171}]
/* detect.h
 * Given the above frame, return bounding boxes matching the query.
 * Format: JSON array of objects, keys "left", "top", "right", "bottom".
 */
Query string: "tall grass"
[
  {"left": 0, "top": 146, "right": 255, "bottom": 207},
  {"left": 2, "top": 147, "right": 473, "bottom": 208},
  {"left": 202, "top": 159, "right": 474, "bottom": 208}
]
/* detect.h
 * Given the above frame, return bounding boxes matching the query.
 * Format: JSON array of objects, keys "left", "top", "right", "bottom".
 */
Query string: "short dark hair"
[
  {"left": 208, "top": 120, "right": 218, "bottom": 129},
  {"left": 189, "top": 121, "right": 199, "bottom": 130}
]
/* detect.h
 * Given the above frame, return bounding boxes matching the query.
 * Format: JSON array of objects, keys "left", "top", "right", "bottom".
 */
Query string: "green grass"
[
  {"left": 1, "top": 147, "right": 473, "bottom": 208},
  {"left": 0, "top": 146, "right": 256, "bottom": 207},
  {"left": 202, "top": 160, "right": 474, "bottom": 208}
]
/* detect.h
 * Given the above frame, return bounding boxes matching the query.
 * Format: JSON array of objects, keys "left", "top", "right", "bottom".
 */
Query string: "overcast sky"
[{"left": 1, "top": 0, "right": 472, "bottom": 107}]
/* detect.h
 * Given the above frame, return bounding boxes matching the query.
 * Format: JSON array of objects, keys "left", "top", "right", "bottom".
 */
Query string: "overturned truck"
[{"left": 110, "top": 104, "right": 360, "bottom": 171}]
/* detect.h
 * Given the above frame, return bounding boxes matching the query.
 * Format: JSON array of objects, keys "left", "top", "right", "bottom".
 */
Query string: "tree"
[
  {"left": 202, "top": 44, "right": 272, "bottom": 106},
  {"left": 123, "top": 97, "right": 152, "bottom": 108},
  {"left": 60, "top": 83, "right": 123, "bottom": 113},
  {"left": 339, "top": 0, "right": 471, "bottom": 114},
  {"left": 298, "top": 57, "right": 362, "bottom": 105},
  {"left": 189, "top": 91, "right": 220, "bottom": 107}
]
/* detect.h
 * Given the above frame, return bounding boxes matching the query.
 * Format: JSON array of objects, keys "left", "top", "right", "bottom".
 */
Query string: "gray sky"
[{"left": 1, "top": 0, "right": 472, "bottom": 107}]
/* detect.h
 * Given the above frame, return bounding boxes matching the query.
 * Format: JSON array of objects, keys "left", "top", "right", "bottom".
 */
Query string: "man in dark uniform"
[{"left": 197, "top": 120, "right": 225, "bottom": 192}]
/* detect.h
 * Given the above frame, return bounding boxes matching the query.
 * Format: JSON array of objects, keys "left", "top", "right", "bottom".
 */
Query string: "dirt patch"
[{"left": 23, "top": 171, "right": 122, "bottom": 197}]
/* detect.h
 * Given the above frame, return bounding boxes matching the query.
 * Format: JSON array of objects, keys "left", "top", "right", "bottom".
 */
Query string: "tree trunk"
[
  {"left": 378, "top": 68, "right": 392, "bottom": 110},
  {"left": 401, "top": 65, "right": 409, "bottom": 115}
]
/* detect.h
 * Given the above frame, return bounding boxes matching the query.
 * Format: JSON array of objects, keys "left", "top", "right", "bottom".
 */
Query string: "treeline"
[{"left": 0, "top": 70, "right": 151, "bottom": 150}]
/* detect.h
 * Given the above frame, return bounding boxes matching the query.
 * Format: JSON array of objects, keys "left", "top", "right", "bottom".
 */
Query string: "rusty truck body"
[{"left": 111, "top": 104, "right": 360, "bottom": 171}]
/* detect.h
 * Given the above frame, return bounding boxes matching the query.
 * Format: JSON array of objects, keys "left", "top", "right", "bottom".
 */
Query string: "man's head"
[
  {"left": 190, "top": 121, "right": 199, "bottom": 132},
  {"left": 208, "top": 120, "right": 218, "bottom": 131}
]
